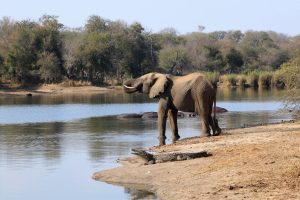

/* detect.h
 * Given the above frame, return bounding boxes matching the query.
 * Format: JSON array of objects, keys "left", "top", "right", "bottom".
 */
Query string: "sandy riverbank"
[
  {"left": 93, "top": 121, "right": 300, "bottom": 200},
  {"left": 0, "top": 84, "right": 121, "bottom": 96}
]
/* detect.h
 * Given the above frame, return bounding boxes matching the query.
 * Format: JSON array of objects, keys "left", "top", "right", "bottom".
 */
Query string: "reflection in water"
[
  {"left": 0, "top": 88, "right": 293, "bottom": 200},
  {"left": 218, "top": 111, "right": 292, "bottom": 129},
  {"left": 0, "top": 103, "right": 159, "bottom": 124},
  {"left": 0, "top": 117, "right": 158, "bottom": 167},
  {"left": 0, "top": 87, "right": 286, "bottom": 106},
  {"left": 217, "top": 87, "right": 286, "bottom": 101},
  {"left": 0, "top": 117, "right": 159, "bottom": 200},
  {"left": 0, "top": 122, "right": 64, "bottom": 168},
  {"left": 124, "top": 187, "right": 157, "bottom": 200},
  {"left": 0, "top": 91, "right": 151, "bottom": 105}
]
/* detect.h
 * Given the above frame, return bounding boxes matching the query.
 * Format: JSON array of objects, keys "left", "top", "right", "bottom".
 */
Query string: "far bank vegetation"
[{"left": 0, "top": 15, "right": 299, "bottom": 89}]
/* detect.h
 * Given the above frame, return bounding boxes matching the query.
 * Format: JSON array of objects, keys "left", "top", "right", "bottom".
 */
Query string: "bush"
[
  {"left": 236, "top": 74, "right": 247, "bottom": 87},
  {"left": 246, "top": 71, "right": 259, "bottom": 88},
  {"left": 272, "top": 71, "right": 285, "bottom": 88},
  {"left": 258, "top": 71, "right": 273, "bottom": 88},
  {"left": 276, "top": 58, "right": 300, "bottom": 116},
  {"left": 219, "top": 74, "right": 237, "bottom": 87}
]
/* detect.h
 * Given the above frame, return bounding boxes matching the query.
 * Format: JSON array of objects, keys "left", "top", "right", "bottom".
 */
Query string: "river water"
[{"left": 0, "top": 88, "right": 293, "bottom": 200}]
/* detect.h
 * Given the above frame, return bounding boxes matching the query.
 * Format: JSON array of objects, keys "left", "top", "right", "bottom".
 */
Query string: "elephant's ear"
[{"left": 149, "top": 74, "right": 169, "bottom": 98}]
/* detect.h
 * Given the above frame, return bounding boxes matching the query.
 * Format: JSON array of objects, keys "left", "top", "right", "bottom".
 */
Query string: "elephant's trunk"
[
  {"left": 123, "top": 79, "right": 142, "bottom": 93},
  {"left": 123, "top": 84, "right": 138, "bottom": 93}
]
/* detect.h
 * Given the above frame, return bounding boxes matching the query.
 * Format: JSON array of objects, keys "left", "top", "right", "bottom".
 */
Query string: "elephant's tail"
[{"left": 213, "top": 94, "right": 217, "bottom": 120}]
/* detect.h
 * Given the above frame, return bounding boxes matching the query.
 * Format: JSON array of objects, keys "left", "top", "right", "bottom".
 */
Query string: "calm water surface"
[{"left": 0, "top": 88, "right": 293, "bottom": 200}]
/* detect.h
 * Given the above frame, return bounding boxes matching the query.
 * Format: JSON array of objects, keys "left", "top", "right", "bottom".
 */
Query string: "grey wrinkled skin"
[{"left": 123, "top": 72, "right": 222, "bottom": 146}]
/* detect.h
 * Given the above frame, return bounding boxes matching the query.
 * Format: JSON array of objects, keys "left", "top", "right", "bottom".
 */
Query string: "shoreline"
[
  {"left": 0, "top": 84, "right": 123, "bottom": 97},
  {"left": 93, "top": 121, "right": 300, "bottom": 200}
]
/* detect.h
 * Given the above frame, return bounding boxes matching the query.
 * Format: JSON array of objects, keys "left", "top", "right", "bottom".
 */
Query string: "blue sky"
[{"left": 1, "top": 0, "right": 300, "bottom": 35}]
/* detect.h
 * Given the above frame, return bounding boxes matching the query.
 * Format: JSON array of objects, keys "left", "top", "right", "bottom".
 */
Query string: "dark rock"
[
  {"left": 180, "top": 112, "right": 197, "bottom": 117},
  {"left": 117, "top": 113, "right": 143, "bottom": 119},
  {"left": 118, "top": 106, "right": 227, "bottom": 119},
  {"left": 26, "top": 93, "right": 32, "bottom": 97},
  {"left": 215, "top": 106, "right": 228, "bottom": 113},
  {"left": 177, "top": 111, "right": 185, "bottom": 118},
  {"left": 141, "top": 112, "right": 158, "bottom": 119}
]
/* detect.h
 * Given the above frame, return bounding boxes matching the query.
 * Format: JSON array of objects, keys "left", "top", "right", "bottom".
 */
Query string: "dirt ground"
[
  {"left": 93, "top": 121, "right": 300, "bottom": 200},
  {"left": 0, "top": 84, "right": 119, "bottom": 96}
]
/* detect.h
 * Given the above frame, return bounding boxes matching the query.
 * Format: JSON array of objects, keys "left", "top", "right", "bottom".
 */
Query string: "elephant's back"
[{"left": 170, "top": 73, "right": 212, "bottom": 112}]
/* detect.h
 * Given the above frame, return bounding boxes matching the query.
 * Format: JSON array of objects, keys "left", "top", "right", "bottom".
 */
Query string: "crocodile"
[{"left": 131, "top": 148, "right": 212, "bottom": 164}]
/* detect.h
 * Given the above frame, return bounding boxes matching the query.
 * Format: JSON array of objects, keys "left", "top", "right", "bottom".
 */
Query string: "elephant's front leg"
[
  {"left": 157, "top": 98, "right": 169, "bottom": 146},
  {"left": 168, "top": 109, "right": 180, "bottom": 143}
]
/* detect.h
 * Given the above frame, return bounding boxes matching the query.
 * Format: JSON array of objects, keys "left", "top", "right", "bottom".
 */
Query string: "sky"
[{"left": 0, "top": 0, "right": 300, "bottom": 36}]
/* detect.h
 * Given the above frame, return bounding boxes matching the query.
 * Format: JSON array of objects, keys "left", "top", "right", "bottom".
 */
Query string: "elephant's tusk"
[{"left": 123, "top": 85, "right": 136, "bottom": 89}]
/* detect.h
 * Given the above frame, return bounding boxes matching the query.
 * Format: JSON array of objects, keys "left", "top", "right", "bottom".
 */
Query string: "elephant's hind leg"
[
  {"left": 211, "top": 117, "right": 222, "bottom": 136},
  {"left": 195, "top": 96, "right": 211, "bottom": 137},
  {"left": 209, "top": 116, "right": 219, "bottom": 136},
  {"left": 200, "top": 114, "right": 211, "bottom": 137},
  {"left": 168, "top": 109, "right": 180, "bottom": 143}
]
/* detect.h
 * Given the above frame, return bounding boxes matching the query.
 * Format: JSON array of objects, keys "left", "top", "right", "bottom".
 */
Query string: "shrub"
[
  {"left": 258, "top": 71, "right": 273, "bottom": 88},
  {"left": 246, "top": 71, "right": 259, "bottom": 88},
  {"left": 272, "top": 71, "right": 285, "bottom": 88},
  {"left": 236, "top": 74, "right": 247, "bottom": 87},
  {"left": 276, "top": 58, "right": 300, "bottom": 117},
  {"left": 219, "top": 74, "right": 237, "bottom": 87}
]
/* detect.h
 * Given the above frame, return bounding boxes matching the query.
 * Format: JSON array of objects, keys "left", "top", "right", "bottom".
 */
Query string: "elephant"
[{"left": 123, "top": 72, "right": 222, "bottom": 146}]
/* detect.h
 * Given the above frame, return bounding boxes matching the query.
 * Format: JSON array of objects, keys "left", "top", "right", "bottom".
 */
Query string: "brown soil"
[
  {"left": 93, "top": 121, "right": 300, "bottom": 200},
  {"left": 0, "top": 84, "right": 121, "bottom": 96}
]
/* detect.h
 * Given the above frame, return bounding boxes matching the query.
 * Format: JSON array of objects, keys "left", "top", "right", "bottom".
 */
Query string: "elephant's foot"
[
  {"left": 158, "top": 136, "right": 166, "bottom": 146},
  {"left": 201, "top": 128, "right": 211, "bottom": 137},
  {"left": 172, "top": 135, "right": 180, "bottom": 144},
  {"left": 200, "top": 133, "right": 211, "bottom": 137},
  {"left": 212, "top": 128, "right": 222, "bottom": 136},
  {"left": 159, "top": 140, "right": 166, "bottom": 146}
]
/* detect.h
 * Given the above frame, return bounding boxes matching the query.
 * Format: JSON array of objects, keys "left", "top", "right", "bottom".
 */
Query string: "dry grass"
[{"left": 59, "top": 80, "right": 92, "bottom": 87}]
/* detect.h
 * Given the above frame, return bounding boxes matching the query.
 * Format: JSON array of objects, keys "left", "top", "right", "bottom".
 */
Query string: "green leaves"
[{"left": 0, "top": 15, "right": 63, "bottom": 84}]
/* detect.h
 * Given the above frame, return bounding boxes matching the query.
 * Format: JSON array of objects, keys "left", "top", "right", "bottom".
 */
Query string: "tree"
[
  {"left": 209, "top": 31, "right": 227, "bottom": 40},
  {"left": 85, "top": 15, "right": 108, "bottom": 33},
  {"left": 226, "top": 31, "right": 244, "bottom": 44},
  {"left": 0, "top": 17, "right": 15, "bottom": 54},
  {"left": 6, "top": 20, "right": 39, "bottom": 83},
  {"left": 121, "top": 22, "right": 158, "bottom": 77},
  {"left": 159, "top": 46, "right": 192, "bottom": 74},
  {"left": 238, "top": 31, "right": 279, "bottom": 70},
  {"left": 203, "top": 45, "right": 225, "bottom": 72},
  {"left": 62, "top": 30, "right": 85, "bottom": 80},
  {"left": 1, "top": 15, "right": 64, "bottom": 84},
  {"left": 0, "top": 53, "right": 4, "bottom": 80},
  {"left": 76, "top": 31, "right": 114, "bottom": 83},
  {"left": 38, "top": 15, "right": 64, "bottom": 78},
  {"left": 225, "top": 48, "right": 244, "bottom": 73},
  {"left": 153, "top": 28, "right": 185, "bottom": 48},
  {"left": 184, "top": 32, "right": 210, "bottom": 70},
  {"left": 38, "top": 52, "right": 62, "bottom": 83}
]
